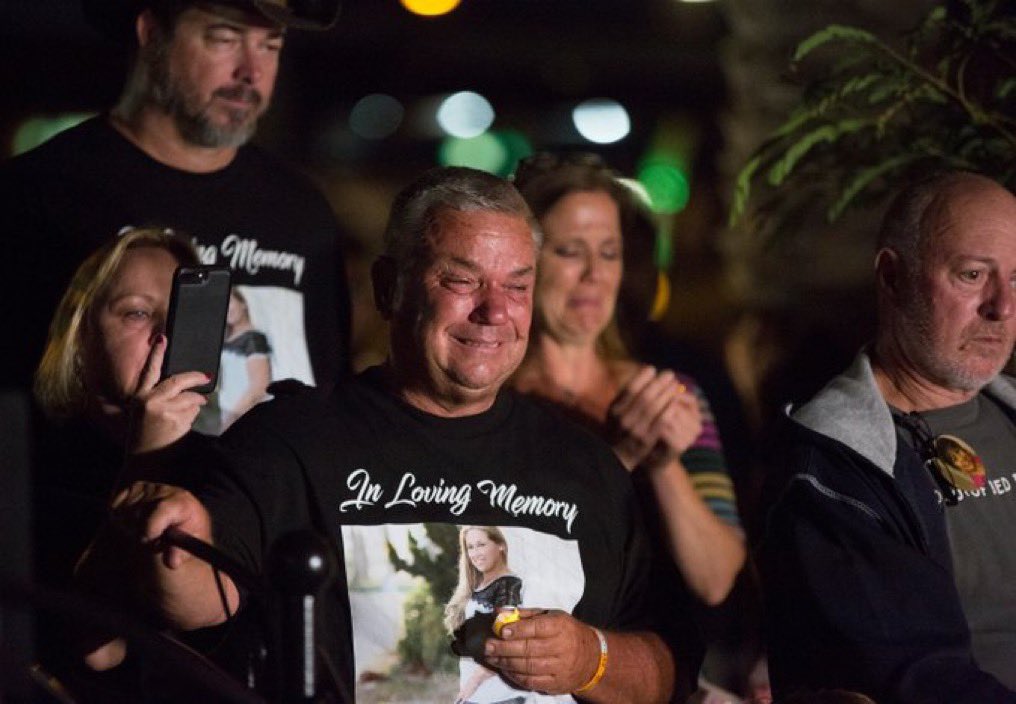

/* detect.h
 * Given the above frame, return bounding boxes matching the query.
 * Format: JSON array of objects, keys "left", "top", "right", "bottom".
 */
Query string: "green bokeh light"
[
  {"left": 655, "top": 221, "right": 674, "bottom": 270},
  {"left": 496, "top": 130, "right": 533, "bottom": 178},
  {"left": 637, "top": 161, "right": 690, "bottom": 215},
  {"left": 438, "top": 130, "right": 532, "bottom": 177},
  {"left": 12, "top": 113, "right": 94, "bottom": 156}
]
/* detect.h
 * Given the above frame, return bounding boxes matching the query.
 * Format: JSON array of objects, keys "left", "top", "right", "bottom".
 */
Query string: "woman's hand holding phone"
[{"left": 130, "top": 334, "right": 208, "bottom": 454}]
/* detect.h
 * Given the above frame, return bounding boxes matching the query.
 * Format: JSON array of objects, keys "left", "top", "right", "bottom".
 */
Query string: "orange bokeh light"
[{"left": 400, "top": 0, "right": 462, "bottom": 17}]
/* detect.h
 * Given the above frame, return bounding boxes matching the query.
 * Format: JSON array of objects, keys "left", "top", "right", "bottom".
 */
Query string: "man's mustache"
[{"left": 214, "top": 84, "right": 263, "bottom": 107}]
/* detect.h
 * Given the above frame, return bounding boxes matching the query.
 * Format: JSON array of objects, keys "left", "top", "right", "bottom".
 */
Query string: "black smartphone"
[{"left": 161, "top": 266, "right": 232, "bottom": 394}]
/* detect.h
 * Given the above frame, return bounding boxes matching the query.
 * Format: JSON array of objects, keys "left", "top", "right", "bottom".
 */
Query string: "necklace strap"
[{"left": 891, "top": 410, "right": 960, "bottom": 506}]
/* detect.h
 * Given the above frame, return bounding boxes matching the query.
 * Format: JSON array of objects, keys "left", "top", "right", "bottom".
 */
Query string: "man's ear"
[
  {"left": 371, "top": 256, "right": 397, "bottom": 320},
  {"left": 874, "top": 247, "right": 903, "bottom": 301},
  {"left": 135, "top": 8, "right": 160, "bottom": 50}
]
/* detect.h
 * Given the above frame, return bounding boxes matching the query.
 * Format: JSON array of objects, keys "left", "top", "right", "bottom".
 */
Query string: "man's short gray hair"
[{"left": 382, "top": 166, "right": 541, "bottom": 276}]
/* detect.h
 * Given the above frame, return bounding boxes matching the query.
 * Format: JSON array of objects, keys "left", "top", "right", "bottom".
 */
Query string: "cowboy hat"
[{"left": 82, "top": 0, "right": 340, "bottom": 37}]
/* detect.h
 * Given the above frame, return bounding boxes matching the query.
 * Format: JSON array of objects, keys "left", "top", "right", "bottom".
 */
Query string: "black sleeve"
[
  {"left": 601, "top": 448, "right": 694, "bottom": 702},
  {"left": 596, "top": 448, "right": 655, "bottom": 634},
  {"left": 631, "top": 468, "right": 705, "bottom": 694},
  {"left": 196, "top": 409, "right": 315, "bottom": 577},
  {"left": 761, "top": 464, "right": 1016, "bottom": 703},
  {"left": 506, "top": 575, "right": 522, "bottom": 606},
  {"left": 491, "top": 575, "right": 522, "bottom": 608},
  {"left": 237, "top": 330, "right": 272, "bottom": 356},
  {"left": 608, "top": 504, "right": 654, "bottom": 632}
]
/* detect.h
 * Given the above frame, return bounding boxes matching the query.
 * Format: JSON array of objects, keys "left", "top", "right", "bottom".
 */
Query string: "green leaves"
[
  {"left": 826, "top": 154, "right": 917, "bottom": 222},
  {"left": 767, "top": 119, "right": 868, "bottom": 187},
  {"left": 729, "top": 0, "right": 1016, "bottom": 236},
  {"left": 793, "top": 25, "right": 881, "bottom": 63},
  {"left": 730, "top": 155, "right": 762, "bottom": 227}
]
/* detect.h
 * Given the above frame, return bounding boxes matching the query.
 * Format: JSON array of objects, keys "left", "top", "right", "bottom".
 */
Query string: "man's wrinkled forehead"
[{"left": 424, "top": 208, "right": 536, "bottom": 258}]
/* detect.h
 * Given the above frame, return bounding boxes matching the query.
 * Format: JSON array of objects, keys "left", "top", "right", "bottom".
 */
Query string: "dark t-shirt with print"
[
  {"left": 919, "top": 393, "right": 1016, "bottom": 687},
  {"left": 198, "top": 368, "right": 662, "bottom": 702},
  {"left": 0, "top": 116, "right": 350, "bottom": 403}
]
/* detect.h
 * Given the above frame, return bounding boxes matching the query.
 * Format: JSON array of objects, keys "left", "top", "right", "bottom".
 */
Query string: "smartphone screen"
[{"left": 161, "top": 266, "right": 232, "bottom": 394}]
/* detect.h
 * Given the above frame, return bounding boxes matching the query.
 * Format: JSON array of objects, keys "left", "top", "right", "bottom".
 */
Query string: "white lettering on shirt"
[
  {"left": 195, "top": 235, "right": 307, "bottom": 286},
  {"left": 340, "top": 469, "right": 384, "bottom": 512},
  {"left": 337, "top": 470, "right": 580, "bottom": 533},
  {"left": 220, "top": 235, "right": 306, "bottom": 286},
  {"left": 385, "top": 472, "right": 471, "bottom": 516},
  {"left": 475, "top": 480, "right": 579, "bottom": 534}
]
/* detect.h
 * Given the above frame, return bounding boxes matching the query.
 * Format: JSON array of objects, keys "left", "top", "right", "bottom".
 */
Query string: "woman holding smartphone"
[
  {"left": 32, "top": 227, "right": 210, "bottom": 676},
  {"left": 35, "top": 227, "right": 209, "bottom": 454}
]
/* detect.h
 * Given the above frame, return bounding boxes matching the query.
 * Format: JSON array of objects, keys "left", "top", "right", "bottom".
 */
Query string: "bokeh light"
[
  {"left": 495, "top": 130, "right": 533, "bottom": 178},
  {"left": 12, "top": 113, "right": 92, "bottom": 156},
  {"left": 650, "top": 272, "right": 671, "bottom": 322},
  {"left": 619, "top": 176, "right": 674, "bottom": 270},
  {"left": 349, "top": 93, "right": 404, "bottom": 140},
  {"left": 637, "top": 160, "right": 691, "bottom": 214},
  {"left": 436, "top": 91, "right": 496, "bottom": 139},
  {"left": 438, "top": 133, "right": 508, "bottom": 174},
  {"left": 400, "top": 0, "right": 462, "bottom": 16},
  {"left": 437, "top": 130, "right": 531, "bottom": 177},
  {"left": 572, "top": 99, "right": 630, "bottom": 144}
]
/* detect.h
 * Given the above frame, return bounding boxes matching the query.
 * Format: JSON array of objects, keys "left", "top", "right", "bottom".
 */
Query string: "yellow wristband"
[{"left": 574, "top": 627, "right": 608, "bottom": 694}]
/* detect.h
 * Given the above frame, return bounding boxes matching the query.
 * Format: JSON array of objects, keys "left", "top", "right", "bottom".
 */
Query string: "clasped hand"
[{"left": 607, "top": 366, "right": 702, "bottom": 471}]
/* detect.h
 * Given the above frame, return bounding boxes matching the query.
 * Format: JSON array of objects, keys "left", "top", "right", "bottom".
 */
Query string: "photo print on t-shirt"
[
  {"left": 195, "top": 284, "right": 315, "bottom": 434},
  {"left": 342, "top": 523, "right": 583, "bottom": 703}
]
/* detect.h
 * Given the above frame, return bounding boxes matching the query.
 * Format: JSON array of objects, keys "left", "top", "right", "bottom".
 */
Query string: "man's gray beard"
[
  {"left": 167, "top": 95, "right": 258, "bottom": 149},
  {"left": 898, "top": 290, "right": 1002, "bottom": 393},
  {"left": 146, "top": 45, "right": 261, "bottom": 149}
]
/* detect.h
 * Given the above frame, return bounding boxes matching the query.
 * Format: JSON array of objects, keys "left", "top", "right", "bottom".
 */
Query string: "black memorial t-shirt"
[
  {"left": 0, "top": 116, "right": 349, "bottom": 404},
  {"left": 199, "top": 367, "right": 659, "bottom": 702}
]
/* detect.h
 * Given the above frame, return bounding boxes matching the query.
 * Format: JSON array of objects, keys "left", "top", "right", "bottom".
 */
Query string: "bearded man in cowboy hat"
[{"left": 1, "top": 0, "right": 350, "bottom": 417}]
